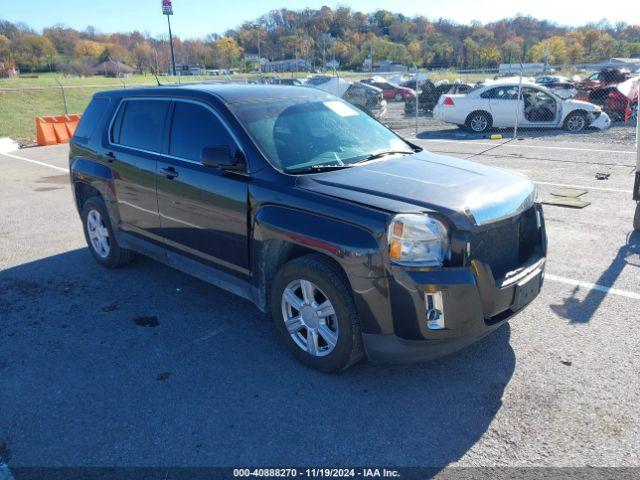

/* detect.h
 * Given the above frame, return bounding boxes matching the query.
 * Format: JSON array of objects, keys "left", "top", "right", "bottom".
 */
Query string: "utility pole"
[
  {"left": 257, "top": 27, "right": 261, "bottom": 74},
  {"left": 162, "top": 0, "right": 176, "bottom": 76},
  {"left": 322, "top": 35, "right": 326, "bottom": 73}
]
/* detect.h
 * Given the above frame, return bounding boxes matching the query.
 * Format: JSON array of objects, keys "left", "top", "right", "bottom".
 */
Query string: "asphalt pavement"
[{"left": 0, "top": 135, "right": 639, "bottom": 470}]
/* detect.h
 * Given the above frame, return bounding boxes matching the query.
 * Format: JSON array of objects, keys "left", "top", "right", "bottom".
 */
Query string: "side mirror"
[{"left": 201, "top": 145, "right": 244, "bottom": 171}]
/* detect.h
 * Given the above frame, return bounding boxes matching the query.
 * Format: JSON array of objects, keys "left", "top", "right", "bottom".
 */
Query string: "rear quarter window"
[{"left": 74, "top": 97, "right": 110, "bottom": 139}]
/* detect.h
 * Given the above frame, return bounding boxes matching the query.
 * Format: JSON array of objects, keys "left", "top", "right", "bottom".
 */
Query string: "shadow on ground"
[
  {"left": 0, "top": 248, "right": 516, "bottom": 467},
  {"left": 550, "top": 231, "right": 640, "bottom": 323}
]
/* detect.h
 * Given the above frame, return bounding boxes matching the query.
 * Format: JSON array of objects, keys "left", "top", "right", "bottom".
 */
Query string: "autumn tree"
[{"left": 15, "top": 34, "right": 56, "bottom": 71}]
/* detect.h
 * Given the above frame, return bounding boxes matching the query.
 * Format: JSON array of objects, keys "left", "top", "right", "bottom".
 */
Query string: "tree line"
[{"left": 1, "top": 7, "right": 639, "bottom": 75}]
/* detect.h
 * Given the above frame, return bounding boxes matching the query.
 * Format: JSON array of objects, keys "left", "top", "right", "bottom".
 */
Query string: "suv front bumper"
[{"left": 362, "top": 254, "right": 545, "bottom": 363}]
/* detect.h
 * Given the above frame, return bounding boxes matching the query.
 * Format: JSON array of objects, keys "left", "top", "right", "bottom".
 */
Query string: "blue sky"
[{"left": 3, "top": 0, "right": 635, "bottom": 38}]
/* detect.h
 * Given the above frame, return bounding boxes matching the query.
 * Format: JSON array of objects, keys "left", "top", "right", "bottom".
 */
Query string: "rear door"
[
  {"left": 107, "top": 98, "right": 170, "bottom": 240},
  {"left": 484, "top": 86, "right": 521, "bottom": 127},
  {"left": 156, "top": 99, "right": 250, "bottom": 277}
]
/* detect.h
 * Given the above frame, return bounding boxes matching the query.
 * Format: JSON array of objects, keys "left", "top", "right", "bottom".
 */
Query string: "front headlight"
[{"left": 387, "top": 214, "right": 449, "bottom": 266}]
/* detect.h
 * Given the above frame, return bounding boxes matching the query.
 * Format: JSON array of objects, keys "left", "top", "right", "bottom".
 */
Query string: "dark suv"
[{"left": 70, "top": 85, "right": 546, "bottom": 372}]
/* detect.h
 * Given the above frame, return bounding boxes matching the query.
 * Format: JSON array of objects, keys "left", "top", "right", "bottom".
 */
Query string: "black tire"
[
  {"left": 634, "top": 203, "right": 640, "bottom": 232},
  {"left": 81, "top": 196, "right": 134, "bottom": 268},
  {"left": 465, "top": 111, "right": 492, "bottom": 133},
  {"left": 563, "top": 111, "right": 587, "bottom": 132},
  {"left": 270, "top": 254, "right": 364, "bottom": 373}
]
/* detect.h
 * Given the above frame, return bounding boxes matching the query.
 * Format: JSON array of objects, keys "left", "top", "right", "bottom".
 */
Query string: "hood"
[
  {"left": 564, "top": 99, "right": 599, "bottom": 111},
  {"left": 296, "top": 151, "right": 535, "bottom": 229}
]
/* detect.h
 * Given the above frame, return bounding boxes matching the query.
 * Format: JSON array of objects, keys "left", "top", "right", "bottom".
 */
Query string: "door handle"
[
  {"left": 160, "top": 166, "right": 179, "bottom": 179},
  {"left": 105, "top": 151, "right": 116, "bottom": 163}
]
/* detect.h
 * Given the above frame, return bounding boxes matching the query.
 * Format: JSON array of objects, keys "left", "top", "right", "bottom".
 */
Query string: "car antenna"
[{"left": 153, "top": 73, "right": 162, "bottom": 87}]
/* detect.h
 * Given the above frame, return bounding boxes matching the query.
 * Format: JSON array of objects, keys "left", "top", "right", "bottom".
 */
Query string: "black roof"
[{"left": 96, "top": 83, "right": 331, "bottom": 105}]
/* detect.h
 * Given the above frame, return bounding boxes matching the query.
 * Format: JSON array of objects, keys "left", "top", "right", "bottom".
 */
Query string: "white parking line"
[
  {"left": 0, "top": 151, "right": 68, "bottom": 173},
  {"left": 546, "top": 274, "right": 640, "bottom": 300},
  {"left": 409, "top": 138, "right": 637, "bottom": 155}
]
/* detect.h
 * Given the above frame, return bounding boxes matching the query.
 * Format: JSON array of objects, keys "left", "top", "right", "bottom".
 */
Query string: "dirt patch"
[
  {"left": 34, "top": 186, "right": 63, "bottom": 192},
  {"left": 101, "top": 303, "right": 119, "bottom": 312},
  {"left": 156, "top": 372, "right": 171, "bottom": 381},
  {"left": 133, "top": 315, "right": 159, "bottom": 327},
  {"left": 37, "top": 175, "right": 69, "bottom": 185}
]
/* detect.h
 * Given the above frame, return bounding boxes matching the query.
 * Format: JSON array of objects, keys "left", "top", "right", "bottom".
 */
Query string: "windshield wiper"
[
  {"left": 286, "top": 164, "right": 353, "bottom": 174},
  {"left": 357, "top": 150, "right": 414, "bottom": 163}
]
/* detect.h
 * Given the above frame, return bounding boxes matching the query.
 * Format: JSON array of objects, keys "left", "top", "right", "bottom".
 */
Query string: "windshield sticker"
[{"left": 323, "top": 101, "right": 359, "bottom": 117}]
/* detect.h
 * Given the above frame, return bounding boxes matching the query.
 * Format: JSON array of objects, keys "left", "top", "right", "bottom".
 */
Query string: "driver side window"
[{"left": 169, "top": 101, "right": 237, "bottom": 162}]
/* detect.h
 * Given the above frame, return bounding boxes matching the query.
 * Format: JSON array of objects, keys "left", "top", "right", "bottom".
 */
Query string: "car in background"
[
  {"left": 360, "top": 76, "right": 415, "bottom": 102},
  {"left": 433, "top": 81, "right": 610, "bottom": 133},
  {"left": 405, "top": 80, "right": 474, "bottom": 114},
  {"left": 308, "top": 76, "right": 387, "bottom": 119},
  {"left": 268, "top": 77, "right": 303, "bottom": 86},
  {"left": 577, "top": 68, "right": 631, "bottom": 91},
  {"left": 535, "top": 75, "right": 577, "bottom": 99}
]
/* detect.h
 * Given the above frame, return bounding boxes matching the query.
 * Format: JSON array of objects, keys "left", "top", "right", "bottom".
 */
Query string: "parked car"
[
  {"left": 535, "top": 75, "right": 577, "bottom": 99},
  {"left": 267, "top": 77, "right": 303, "bottom": 86},
  {"left": 70, "top": 85, "right": 546, "bottom": 372},
  {"left": 405, "top": 80, "right": 474, "bottom": 114},
  {"left": 308, "top": 76, "right": 387, "bottom": 119},
  {"left": 584, "top": 76, "right": 640, "bottom": 122},
  {"left": 576, "top": 68, "right": 631, "bottom": 91},
  {"left": 433, "top": 81, "right": 611, "bottom": 133},
  {"left": 360, "top": 76, "right": 415, "bottom": 101}
]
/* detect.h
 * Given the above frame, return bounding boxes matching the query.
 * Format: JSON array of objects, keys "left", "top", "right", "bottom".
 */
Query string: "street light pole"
[{"left": 167, "top": 14, "right": 176, "bottom": 76}]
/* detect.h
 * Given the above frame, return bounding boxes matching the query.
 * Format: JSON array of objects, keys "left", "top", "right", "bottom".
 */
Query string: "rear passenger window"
[
  {"left": 117, "top": 100, "right": 169, "bottom": 152},
  {"left": 169, "top": 102, "right": 235, "bottom": 161},
  {"left": 74, "top": 97, "right": 110, "bottom": 139}
]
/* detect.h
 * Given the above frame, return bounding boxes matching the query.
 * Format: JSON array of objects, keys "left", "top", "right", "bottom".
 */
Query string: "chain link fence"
[{"left": 0, "top": 69, "right": 638, "bottom": 149}]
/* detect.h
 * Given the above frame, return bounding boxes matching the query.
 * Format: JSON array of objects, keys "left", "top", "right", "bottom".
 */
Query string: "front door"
[
  {"left": 156, "top": 100, "right": 250, "bottom": 278},
  {"left": 519, "top": 87, "right": 559, "bottom": 126}
]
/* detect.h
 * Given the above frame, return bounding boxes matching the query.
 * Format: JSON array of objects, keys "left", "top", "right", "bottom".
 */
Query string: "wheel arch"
[{"left": 252, "top": 205, "right": 392, "bottom": 335}]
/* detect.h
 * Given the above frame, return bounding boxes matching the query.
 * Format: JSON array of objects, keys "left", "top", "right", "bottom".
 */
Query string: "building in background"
[
  {"left": 92, "top": 57, "right": 134, "bottom": 78},
  {"left": 263, "top": 59, "right": 312, "bottom": 73}
]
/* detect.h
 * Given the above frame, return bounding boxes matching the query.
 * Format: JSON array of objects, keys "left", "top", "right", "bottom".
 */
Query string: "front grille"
[{"left": 470, "top": 207, "right": 539, "bottom": 280}]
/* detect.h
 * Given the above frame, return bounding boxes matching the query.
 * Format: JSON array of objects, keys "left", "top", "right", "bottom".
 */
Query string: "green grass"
[{"left": 0, "top": 74, "right": 189, "bottom": 143}]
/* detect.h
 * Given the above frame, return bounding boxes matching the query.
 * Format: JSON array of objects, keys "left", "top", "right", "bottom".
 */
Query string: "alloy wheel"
[
  {"left": 281, "top": 279, "right": 339, "bottom": 357},
  {"left": 470, "top": 114, "right": 488, "bottom": 132},
  {"left": 566, "top": 114, "right": 586, "bottom": 132},
  {"left": 87, "top": 209, "right": 110, "bottom": 258}
]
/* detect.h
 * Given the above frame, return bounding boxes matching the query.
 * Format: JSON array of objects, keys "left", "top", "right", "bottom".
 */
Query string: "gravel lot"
[{"left": 0, "top": 128, "right": 639, "bottom": 472}]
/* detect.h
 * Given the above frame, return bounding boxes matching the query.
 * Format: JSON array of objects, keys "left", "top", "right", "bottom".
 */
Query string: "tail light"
[{"left": 443, "top": 96, "right": 455, "bottom": 106}]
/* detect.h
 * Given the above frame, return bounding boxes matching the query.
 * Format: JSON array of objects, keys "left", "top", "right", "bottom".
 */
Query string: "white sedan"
[{"left": 433, "top": 81, "right": 610, "bottom": 133}]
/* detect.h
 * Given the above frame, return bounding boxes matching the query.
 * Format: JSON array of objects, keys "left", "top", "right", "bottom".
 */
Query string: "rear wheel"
[
  {"left": 465, "top": 111, "right": 492, "bottom": 133},
  {"left": 271, "top": 254, "right": 364, "bottom": 372},
  {"left": 630, "top": 103, "right": 638, "bottom": 124},
  {"left": 394, "top": 93, "right": 404, "bottom": 102},
  {"left": 564, "top": 111, "right": 587, "bottom": 132},
  {"left": 81, "top": 196, "right": 134, "bottom": 268}
]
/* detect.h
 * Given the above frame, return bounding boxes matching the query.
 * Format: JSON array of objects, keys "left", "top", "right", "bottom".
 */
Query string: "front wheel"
[
  {"left": 271, "top": 254, "right": 364, "bottom": 372},
  {"left": 564, "top": 111, "right": 587, "bottom": 132},
  {"left": 394, "top": 93, "right": 404, "bottom": 102}
]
